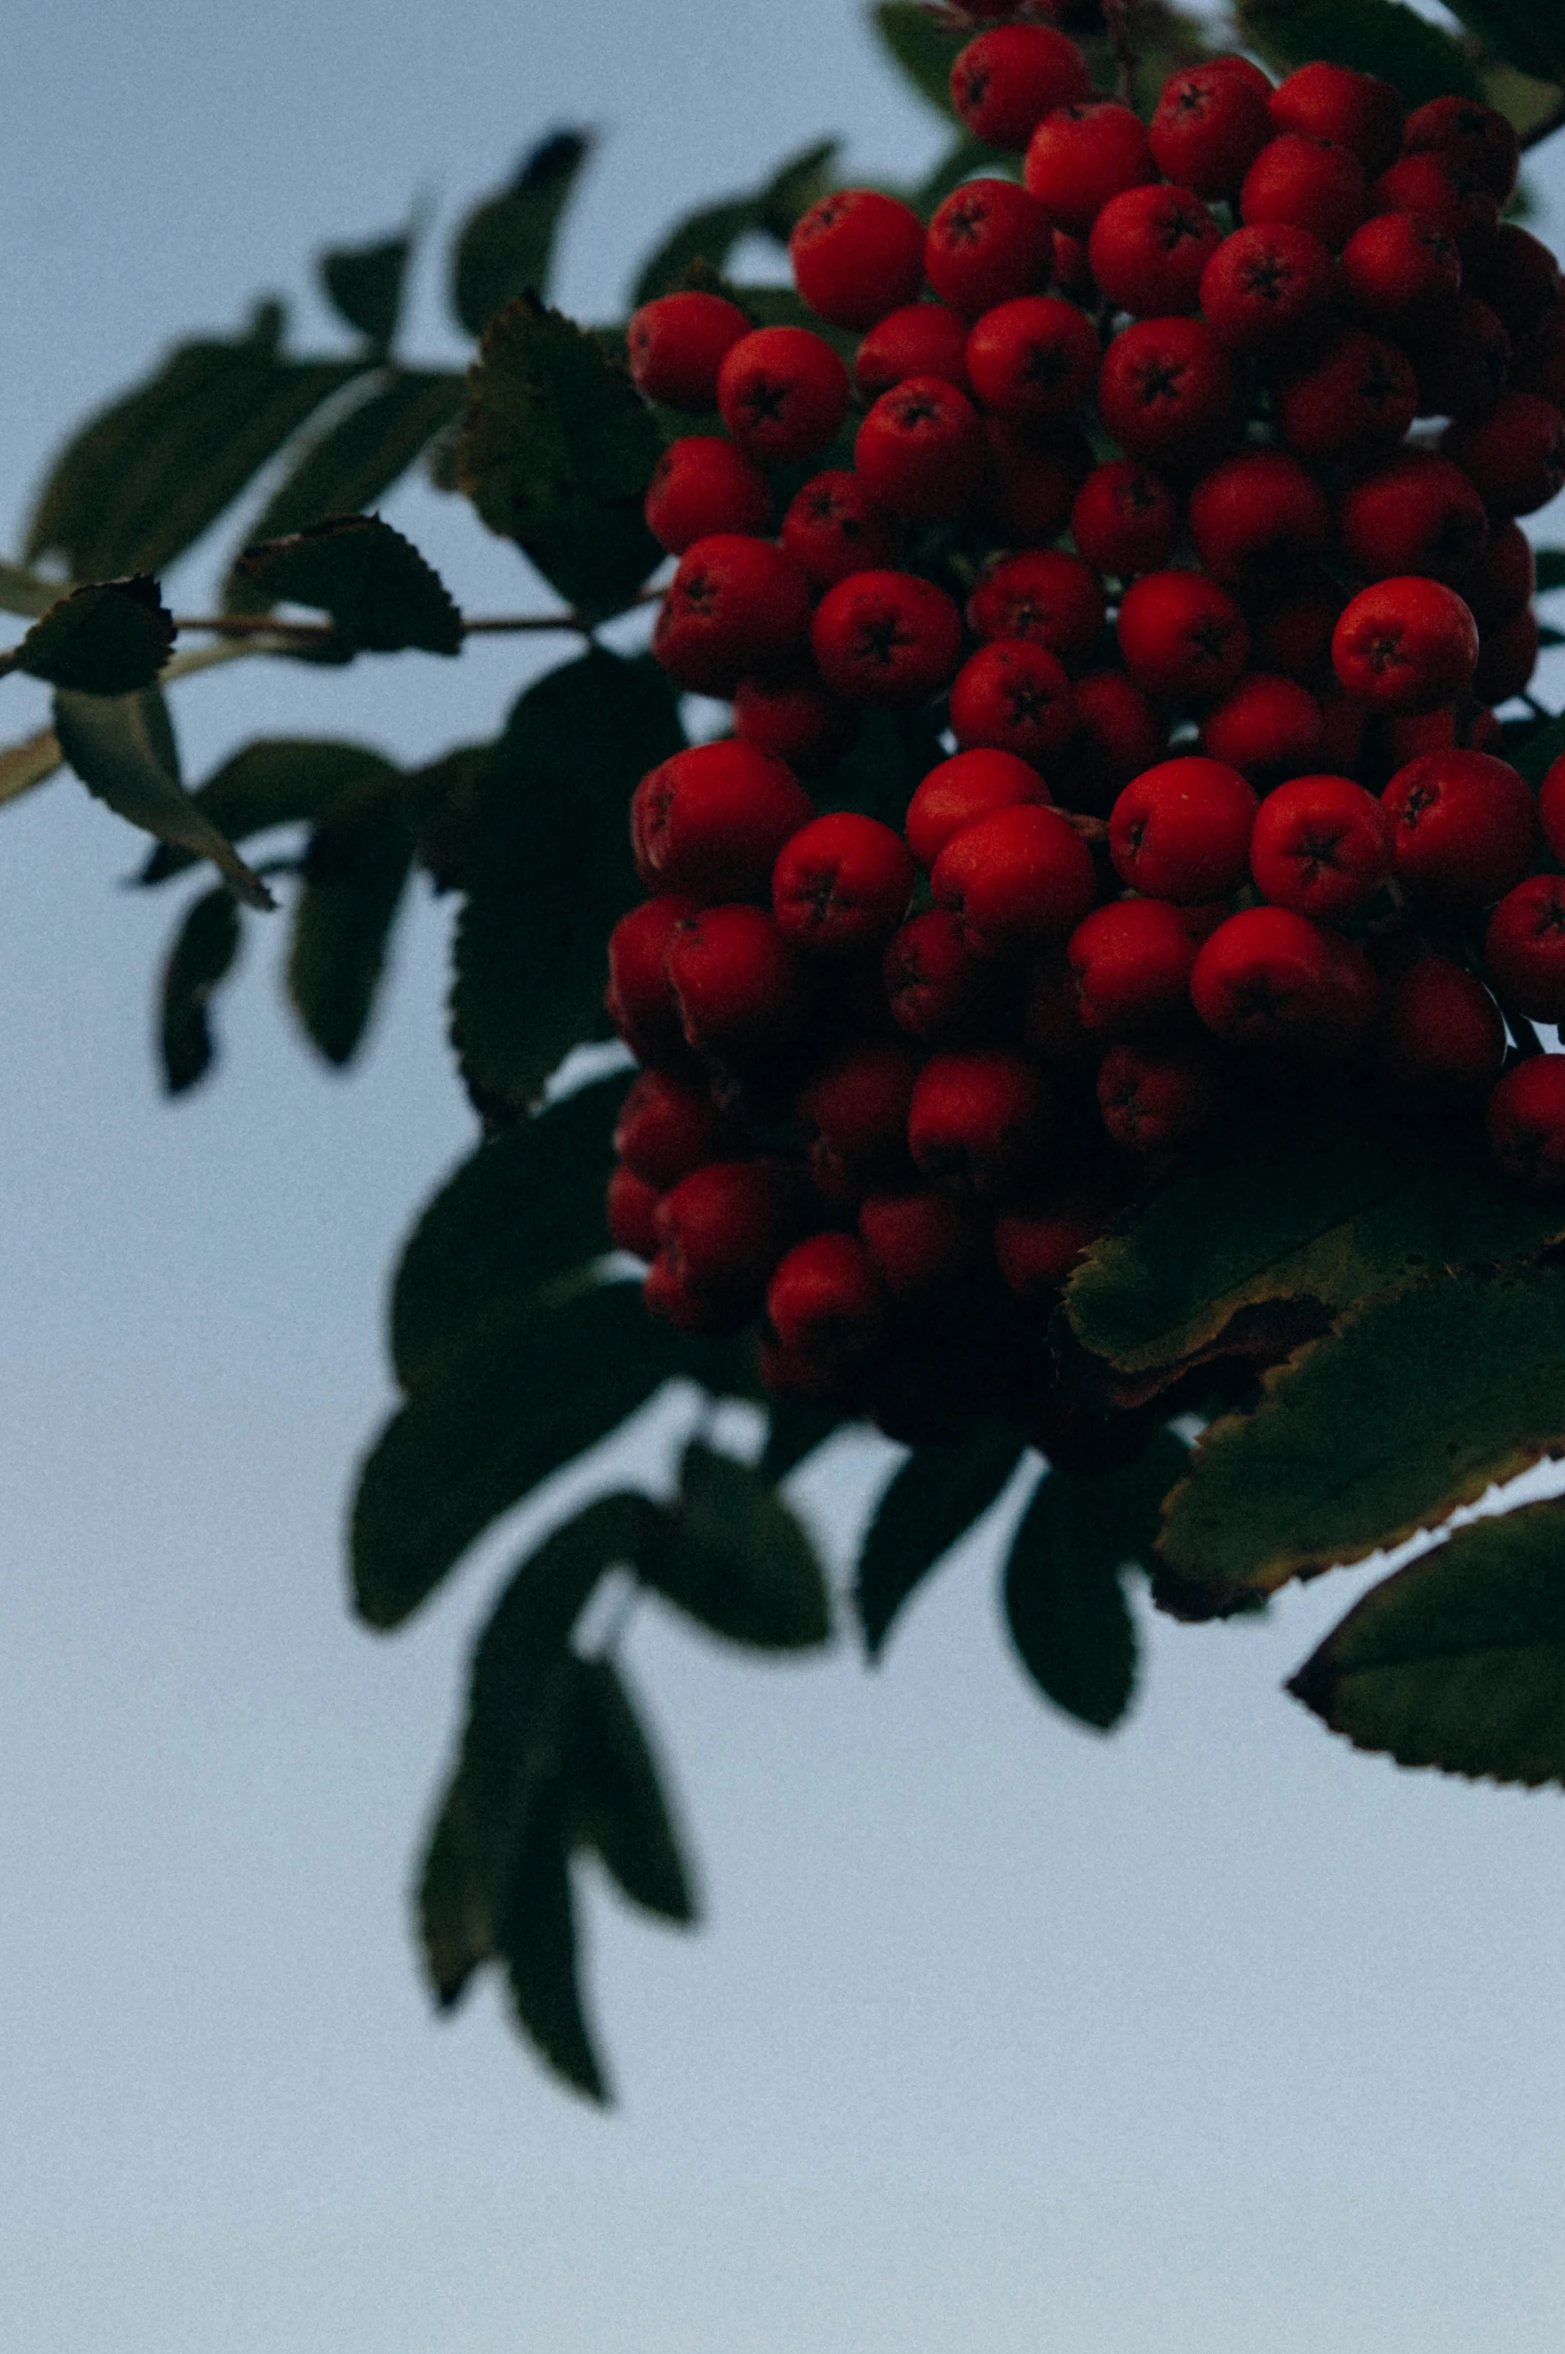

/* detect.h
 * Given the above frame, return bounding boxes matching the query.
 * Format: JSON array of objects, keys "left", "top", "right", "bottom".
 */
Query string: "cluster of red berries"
[{"left": 606, "top": 28, "right": 1565, "bottom": 1432}]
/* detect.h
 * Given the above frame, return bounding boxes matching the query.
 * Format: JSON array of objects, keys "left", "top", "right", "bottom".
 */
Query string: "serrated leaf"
[
  {"left": 1002, "top": 1433, "right": 1189, "bottom": 1729},
  {"left": 53, "top": 687, "right": 274, "bottom": 909},
  {"left": 15, "top": 577, "right": 173, "bottom": 695},
  {"left": 1240, "top": 0, "right": 1484, "bottom": 103},
  {"left": 452, "top": 131, "right": 593, "bottom": 336},
  {"left": 449, "top": 647, "right": 682, "bottom": 1115},
  {"left": 1158, "top": 1267, "right": 1565, "bottom": 1619},
  {"left": 856, "top": 1423, "right": 1026, "bottom": 1659},
  {"left": 320, "top": 231, "right": 411, "bottom": 354},
  {"left": 138, "top": 737, "right": 395, "bottom": 884},
  {"left": 567, "top": 1656, "right": 697, "bottom": 1924},
  {"left": 1289, "top": 1497, "right": 1565, "bottom": 1783},
  {"left": 157, "top": 885, "right": 243, "bottom": 1095},
  {"left": 639, "top": 1439, "right": 830, "bottom": 1650},
  {"left": 457, "top": 297, "right": 661, "bottom": 619},
  {"left": 1442, "top": 0, "right": 1565, "bottom": 88},
  {"left": 870, "top": 3, "right": 963, "bottom": 120},
  {"left": 631, "top": 140, "right": 839, "bottom": 307},
  {"left": 236, "top": 515, "right": 462, "bottom": 655},
  {"left": 286, "top": 777, "right": 413, "bottom": 1065},
  {"left": 1062, "top": 1098, "right": 1565, "bottom": 1408}
]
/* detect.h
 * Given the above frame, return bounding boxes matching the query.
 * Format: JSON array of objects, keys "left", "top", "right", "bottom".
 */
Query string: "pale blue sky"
[{"left": 1, "top": 7, "right": 1564, "bottom": 2351}]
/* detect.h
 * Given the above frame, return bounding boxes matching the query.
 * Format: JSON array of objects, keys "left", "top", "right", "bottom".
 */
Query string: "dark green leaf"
[
  {"left": 405, "top": 741, "right": 492, "bottom": 894},
  {"left": 630, "top": 140, "right": 838, "bottom": 306},
  {"left": 639, "top": 1439, "right": 831, "bottom": 1650},
  {"left": 1540, "top": 624, "right": 1565, "bottom": 648},
  {"left": 320, "top": 231, "right": 411, "bottom": 354},
  {"left": 451, "top": 131, "right": 593, "bottom": 337},
  {"left": 235, "top": 515, "right": 462, "bottom": 655},
  {"left": 757, "top": 1394, "right": 847, "bottom": 1483},
  {"left": 1239, "top": 0, "right": 1484, "bottom": 103},
  {"left": 1511, "top": 709, "right": 1565, "bottom": 787},
  {"left": 497, "top": 1786, "right": 607, "bottom": 2100},
  {"left": 138, "top": 737, "right": 395, "bottom": 884},
  {"left": 286, "top": 777, "right": 413, "bottom": 1065},
  {"left": 870, "top": 3, "right": 963, "bottom": 120},
  {"left": 457, "top": 296, "right": 662, "bottom": 618},
  {"left": 856, "top": 1423, "right": 1025, "bottom": 1659},
  {"left": 1158, "top": 1266, "right": 1565, "bottom": 1618},
  {"left": 15, "top": 577, "right": 173, "bottom": 696},
  {"left": 449, "top": 647, "right": 683, "bottom": 1115},
  {"left": 1441, "top": 0, "right": 1565, "bottom": 88},
  {"left": 1289, "top": 1497, "right": 1565, "bottom": 1783},
  {"left": 1534, "top": 550, "right": 1565, "bottom": 591},
  {"left": 814, "top": 703, "right": 953, "bottom": 829},
  {"left": 157, "top": 885, "right": 243, "bottom": 1095},
  {"left": 417, "top": 1764, "right": 493, "bottom": 2009},
  {"left": 568, "top": 1656, "right": 697, "bottom": 1923},
  {"left": 54, "top": 686, "right": 274, "bottom": 909}
]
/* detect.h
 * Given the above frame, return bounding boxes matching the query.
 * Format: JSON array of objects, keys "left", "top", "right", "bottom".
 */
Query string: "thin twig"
[{"left": 1101, "top": 0, "right": 1139, "bottom": 109}]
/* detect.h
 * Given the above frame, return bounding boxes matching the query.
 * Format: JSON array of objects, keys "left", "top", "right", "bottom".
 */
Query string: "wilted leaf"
[{"left": 15, "top": 576, "right": 174, "bottom": 696}]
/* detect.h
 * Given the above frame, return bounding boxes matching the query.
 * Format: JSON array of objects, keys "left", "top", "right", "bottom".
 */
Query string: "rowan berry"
[
  {"left": 1187, "top": 448, "right": 1329, "bottom": 584},
  {"left": 854, "top": 302, "right": 972, "bottom": 403},
  {"left": 1251, "top": 572, "right": 1342, "bottom": 686},
  {"left": 1116, "top": 570, "right": 1250, "bottom": 702},
  {"left": 1473, "top": 606, "right": 1540, "bottom": 706},
  {"left": 858, "top": 1186, "right": 987, "bottom": 1298},
  {"left": 1057, "top": 671, "right": 1169, "bottom": 807},
  {"left": 1411, "top": 294, "right": 1511, "bottom": 421},
  {"left": 1340, "top": 212, "right": 1462, "bottom": 334},
  {"left": 1486, "top": 1055, "right": 1565, "bottom": 1190},
  {"left": 1378, "top": 954, "right": 1505, "bottom": 1090},
  {"left": 666, "top": 905, "right": 815, "bottom": 1062},
  {"left": 1087, "top": 183, "right": 1222, "bottom": 317},
  {"left": 950, "top": 23, "right": 1091, "bottom": 151},
  {"left": 1249, "top": 772, "right": 1392, "bottom": 921},
  {"left": 1269, "top": 62, "right": 1402, "bottom": 174},
  {"left": 605, "top": 893, "right": 700, "bottom": 1068},
  {"left": 627, "top": 290, "right": 752, "bottom": 409},
  {"left": 773, "top": 812, "right": 915, "bottom": 956},
  {"left": 1024, "top": 100, "right": 1155, "bottom": 237},
  {"left": 1051, "top": 229, "right": 1095, "bottom": 303},
  {"left": 854, "top": 376, "right": 988, "bottom": 520},
  {"left": 1371, "top": 156, "right": 1499, "bottom": 267},
  {"left": 614, "top": 1069, "right": 739, "bottom": 1188},
  {"left": 949, "top": 638, "right": 1078, "bottom": 761},
  {"left": 1149, "top": 62, "right": 1273, "bottom": 197},
  {"left": 1484, "top": 877, "right": 1565, "bottom": 1023},
  {"left": 1331, "top": 578, "right": 1479, "bottom": 713},
  {"left": 716, "top": 325, "right": 851, "bottom": 463},
  {"left": 631, "top": 739, "right": 814, "bottom": 901},
  {"left": 1191, "top": 905, "right": 1378, "bottom": 1054},
  {"left": 1109, "top": 754, "right": 1257, "bottom": 902},
  {"left": 607, "top": 1165, "right": 663, "bottom": 1262},
  {"left": 644, "top": 436, "right": 772, "bottom": 555},
  {"left": 1402, "top": 96, "right": 1520, "bottom": 207},
  {"left": 908, "top": 1048, "right": 1058, "bottom": 1195},
  {"left": 994, "top": 1185, "right": 1113, "bottom": 1298},
  {"left": 982, "top": 417, "right": 1092, "bottom": 542},
  {"left": 1274, "top": 331, "right": 1417, "bottom": 463},
  {"left": 967, "top": 549, "right": 1105, "bottom": 670},
  {"left": 1070, "top": 459, "right": 1180, "bottom": 578},
  {"left": 731, "top": 673, "right": 859, "bottom": 774},
  {"left": 1476, "top": 224, "right": 1561, "bottom": 341},
  {"left": 926, "top": 179, "right": 1053, "bottom": 317},
  {"left": 1380, "top": 747, "right": 1536, "bottom": 905},
  {"left": 643, "top": 1252, "right": 742, "bottom": 1336},
  {"left": 1199, "top": 673, "right": 1325, "bottom": 787},
  {"left": 1067, "top": 896, "right": 1198, "bottom": 1035},
  {"left": 1097, "top": 1040, "right": 1219, "bottom": 1153},
  {"left": 653, "top": 534, "right": 813, "bottom": 694},
  {"left": 655, "top": 1156, "right": 806, "bottom": 1314},
  {"left": 781, "top": 470, "right": 901, "bottom": 589},
  {"left": 1336, "top": 451, "right": 1489, "bottom": 585},
  {"left": 766, "top": 1232, "right": 890, "bottom": 1365},
  {"left": 966, "top": 295, "right": 1099, "bottom": 424},
  {"left": 1199, "top": 221, "right": 1337, "bottom": 356},
  {"left": 905, "top": 748, "right": 1049, "bottom": 871},
  {"left": 932, "top": 801, "right": 1098, "bottom": 958},
  {"left": 789, "top": 188, "right": 927, "bottom": 331},
  {"left": 810, "top": 570, "right": 964, "bottom": 703},
  {"left": 795, "top": 1042, "right": 922, "bottom": 1202},
  {"left": 883, "top": 907, "right": 1006, "bottom": 1043},
  {"left": 1095, "top": 316, "right": 1241, "bottom": 468},
  {"left": 1539, "top": 754, "right": 1565, "bottom": 864},
  {"left": 1380, "top": 704, "right": 1502, "bottom": 767},
  {"left": 1241, "top": 134, "right": 1368, "bottom": 252},
  {"left": 1443, "top": 392, "right": 1565, "bottom": 517}
]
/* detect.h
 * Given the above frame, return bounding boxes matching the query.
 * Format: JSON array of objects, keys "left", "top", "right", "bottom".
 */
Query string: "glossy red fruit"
[
  {"left": 993, "top": 1184, "right": 1113, "bottom": 1298},
  {"left": 859, "top": 1186, "right": 986, "bottom": 1299},
  {"left": 1487, "top": 1056, "right": 1565, "bottom": 1189},
  {"left": 605, "top": 893, "right": 700, "bottom": 1067},
  {"left": 1187, "top": 447, "right": 1329, "bottom": 584},
  {"left": 666, "top": 905, "right": 815, "bottom": 1061},
  {"left": 1191, "top": 905, "right": 1378, "bottom": 1054},
  {"left": 782, "top": 470, "right": 901, "bottom": 588},
  {"left": 854, "top": 376, "right": 987, "bottom": 520},
  {"left": 905, "top": 748, "right": 1049, "bottom": 871},
  {"left": 1337, "top": 451, "right": 1488, "bottom": 586},
  {"left": 1269, "top": 62, "right": 1402, "bottom": 174},
  {"left": 795, "top": 1043, "right": 922, "bottom": 1202},
  {"left": 1241, "top": 133, "right": 1368, "bottom": 251},
  {"left": 1095, "top": 316, "right": 1241, "bottom": 467},
  {"left": 644, "top": 436, "right": 772, "bottom": 555},
  {"left": 883, "top": 908, "right": 1005, "bottom": 1043},
  {"left": 932, "top": 801, "right": 1098, "bottom": 958},
  {"left": 1199, "top": 673, "right": 1324, "bottom": 787},
  {"left": 716, "top": 325, "right": 851, "bottom": 463},
  {"left": 1478, "top": 224, "right": 1561, "bottom": 341},
  {"left": 1024, "top": 99, "right": 1155, "bottom": 237},
  {"left": 1109, "top": 754, "right": 1257, "bottom": 902},
  {"left": 966, "top": 295, "right": 1099, "bottom": 423},
  {"left": 1460, "top": 517, "right": 1537, "bottom": 630},
  {"left": 773, "top": 812, "right": 915, "bottom": 957},
  {"left": 1149, "top": 62, "right": 1273, "bottom": 197},
  {"left": 627, "top": 290, "right": 751, "bottom": 408},
  {"left": 1442, "top": 392, "right": 1565, "bottom": 518},
  {"left": 731, "top": 674, "right": 858, "bottom": 774},
  {"left": 1331, "top": 578, "right": 1480, "bottom": 713},
  {"left": 949, "top": 639, "right": 1078, "bottom": 761},
  {"left": 789, "top": 188, "right": 926, "bottom": 330},
  {"left": 1097, "top": 1040, "right": 1219, "bottom": 1153},
  {"left": 1341, "top": 212, "right": 1462, "bottom": 337},
  {"left": 951, "top": 23, "right": 1091, "bottom": 151},
  {"left": 810, "top": 570, "right": 964, "bottom": 703},
  {"left": 607, "top": 1166, "right": 663, "bottom": 1262},
  {"left": 1249, "top": 773, "right": 1392, "bottom": 920},
  {"left": 908, "top": 1049, "right": 1058, "bottom": 1195},
  {"left": 1403, "top": 95, "right": 1520, "bottom": 206},
  {"left": 766, "top": 1231, "right": 890, "bottom": 1364},
  {"left": 1057, "top": 671, "right": 1169, "bottom": 809},
  {"left": 1380, "top": 748, "right": 1537, "bottom": 905},
  {"left": 656, "top": 1157, "right": 805, "bottom": 1314},
  {"left": 653, "top": 535, "right": 813, "bottom": 694},
  {"left": 966, "top": 549, "right": 1104, "bottom": 670},
  {"left": 854, "top": 302, "right": 972, "bottom": 402},
  {"left": 1067, "top": 896, "right": 1198, "bottom": 1035},
  {"left": 1070, "top": 459, "right": 1179, "bottom": 578},
  {"left": 631, "top": 740, "right": 814, "bottom": 900},
  {"left": 1372, "top": 155, "right": 1500, "bottom": 268},
  {"left": 926, "top": 178, "right": 1053, "bottom": 317},
  {"left": 1087, "top": 183, "right": 1222, "bottom": 316},
  {"left": 1412, "top": 293, "right": 1513, "bottom": 423},
  {"left": 1485, "top": 877, "right": 1565, "bottom": 1022},
  {"left": 614, "top": 1069, "right": 738, "bottom": 1189},
  {"left": 1274, "top": 331, "right": 1418, "bottom": 463},
  {"left": 1116, "top": 570, "right": 1250, "bottom": 702},
  {"left": 1378, "top": 954, "right": 1505, "bottom": 1090},
  {"left": 1199, "top": 220, "right": 1336, "bottom": 355}
]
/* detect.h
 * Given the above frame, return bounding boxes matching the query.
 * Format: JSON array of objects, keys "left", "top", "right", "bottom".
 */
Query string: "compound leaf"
[
  {"left": 855, "top": 1422, "right": 1026, "bottom": 1659},
  {"left": 157, "top": 885, "right": 243, "bottom": 1095},
  {"left": 15, "top": 576, "right": 173, "bottom": 696},
  {"left": 54, "top": 686, "right": 274, "bottom": 909},
  {"left": 235, "top": 515, "right": 462, "bottom": 655},
  {"left": 451, "top": 131, "right": 593, "bottom": 336}
]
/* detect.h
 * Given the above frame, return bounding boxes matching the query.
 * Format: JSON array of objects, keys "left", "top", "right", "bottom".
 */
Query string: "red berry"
[
  {"left": 1057, "top": 671, "right": 1169, "bottom": 808},
  {"left": 906, "top": 747, "right": 1049, "bottom": 871},
  {"left": 716, "top": 325, "right": 851, "bottom": 463},
  {"left": 1199, "top": 221, "right": 1336, "bottom": 355},
  {"left": 933, "top": 801, "right": 1098, "bottom": 958},
  {"left": 1379, "top": 954, "right": 1505, "bottom": 1090},
  {"left": 966, "top": 295, "right": 1099, "bottom": 424},
  {"left": 1097, "top": 1039, "right": 1219, "bottom": 1153},
  {"left": 1109, "top": 754, "right": 1257, "bottom": 902},
  {"left": 1473, "top": 606, "right": 1540, "bottom": 706},
  {"left": 789, "top": 188, "right": 927, "bottom": 331},
  {"left": 767, "top": 1231, "right": 889, "bottom": 1365},
  {"left": 883, "top": 907, "right": 1005, "bottom": 1043},
  {"left": 859, "top": 1186, "right": 986, "bottom": 1299},
  {"left": 1149, "top": 62, "right": 1273, "bottom": 198},
  {"left": 983, "top": 419, "right": 1092, "bottom": 542},
  {"left": 656, "top": 1157, "right": 805, "bottom": 1313},
  {"left": 1487, "top": 1056, "right": 1565, "bottom": 1189},
  {"left": 605, "top": 893, "right": 700, "bottom": 1067},
  {"left": 951, "top": 24, "right": 1091, "bottom": 151},
  {"left": 1402, "top": 96, "right": 1519, "bottom": 207},
  {"left": 1199, "top": 673, "right": 1325, "bottom": 787},
  {"left": 631, "top": 739, "right": 814, "bottom": 900},
  {"left": 1191, "top": 906, "right": 1378, "bottom": 1054},
  {"left": 1269, "top": 62, "right": 1402, "bottom": 175},
  {"left": 614, "top": 1069, "right": 739, "bottom": 1187},
  {"left": 926, "top": 178, "right": 1053, "bottom": 317},
  {"left": 1067, "top": 896, "right": 1198, "bottom": 1035},
  {"left": 1051, "top": 228, "right": 1095, "bottom": 303},
  {"left": 908, "top": 1049, "right": 1058, "bottom": 1195},
  {"left": 1241, "top": 134, "right": 1369, "bottom": 252},
  {"left": 1338, "top": 451, "right": 1490, "bottom": 587},
  {"left": 1116, "top": 570, "right": 1250, "bottom": 702},
  {"left": 1332, "top": 578, "right": 1479, "bottom": 714},
  {"left": 666, "top": 904, "right": 815, "bottom": 1060},
  {"left": 1380, "top": 748, "right": 1536, "bottom": 905},
  {"left": 1024, "top": 100, "right": 1156, "bottom": 238},
  {"left": 966, "top": 549, "right": 1105, "bottom": 670},
  {"left": 781, "top": 470, "right": 901, "bottom": 588},
  {"left": 644, "top": 435, "right": 772, "bottom": 556},
  {"left": 1415, "top": 290, "right": 1509, "bottom": 426},
  {"left": 653, "top": 534, "right": 813, "bottom": 695},
  {"left": 1539, "top": 754, "right": 1565, "bottom": 864},
  {"left": 1443, "top": 393, "right": 1565, "bottom": 518},
  {"left": 1088, "top": 183, "right": 1222, "bottom": 317},
  {"left": 607, "top": 1165, "right": 663, "bottom": 1261},
  {"left": 994, "top": 1184, "right": 1113, "bottom": 1298},
  {"left": 773, "top": 811, "right": 915, "bottom": 957},
  {"left": 796, "top": 1042, "right": 922, "bottom": 1202},
  {"left": 855, "top": 376, "right": 987, "bottom": 520},
  {"left": 1070, "top": 459, "right": 1179, "bottom": 578},
  {"left": 855, "top": 302, "right": 972, "bottom": 403},
  {"left": 1275, "top": 331, "right": 1417, "bottom": 464},
  {"left": 949, "top": 639, "right": 1078, "bottom": 761},
  {"left": 1249, "top": 772, "right": 1392, "bottom": 921},
  {"left": 731, "top": 673, "right": 858, "bottom": 774},
  {"left": 1476, "top": 224, "right": 1562, "bottom": 342},
  {"left": 1485, "top": 877, "right": 1565, "bottom": 1022},
  {"left": 1187, "top": 447, "right": 1329, "bottom": 584},
  {"left": 1380, "top": 705, "right": 1502, "bottom": 767},
  {"left": 810, "top": 569, "right": 964, "bottom": 704},
  {"left": 627, "top": 291, "right": 752, "bottom": 409},
  {"left": 1096, "top": 316, "right": 1242, "bottom": 469},
  {"left": 1372, "top": 155, "right": 1499, "bottom": 267},
  {"left": 1340, "top": 211, "right": 1462, "bottom": 334}
]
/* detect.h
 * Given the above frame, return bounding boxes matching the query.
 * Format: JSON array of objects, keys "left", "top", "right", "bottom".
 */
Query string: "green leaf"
[
  {"left": 416, "top": 1764, "right": 493, "bottom": 2009},
  {"left": 1533, "top": 549, "right": 1565, "bottom": 592},
  {"left": 1002, "top": 1433, "right": 1189, "bottom": 1730},
  {"left": 26, "top": 306, "right": 365, "bottom": 580},
  {"left": 451, "top": 130, "right": 593, "bottom": 337},
  {"left": 639, "top": 1439, "right": 831, "bottom": 1650},
  {"left": 53, "top": 686, "right": 274, "bottom": 909},
  {"left": 1540, "top": 625, "right": 1565, "bottom": 648},
  {"left": 1441, "top": 0, "right": 1565, "bottom": 88},
  {"left": 1239, "top": 0, "right": 1484, "bottom": 103},
  {"left": 286, "top": 776, "right": 414, "bottom": 1065},
  {"left": 1062, "top": 1097, "right": 1565, "bottom": 1409},
  {"left": 157, "top": 885, "right": 243, "bottom": 1095},
  {"left": 1158, "top": 1267, "right": 1565, "bottom": 1619},
  {"left": 138, "top": 737, "right": 395, "bottom": 884},
  {"left": 0, "top": 725, "right": 63, "bottom": 806},
  {"left": 457, "top": 297, "right": 661, "bottom": 619},
  {"left": 0, "top": 559, "right": 72, "bottom": 620},
  {"left": 15, "top": 576, "right": 173, "bottom": 696},
  {"left": 320, "top": 230, "right": 411, "bottom": 355},
  {"left": 855, "top": 1423, "right": 1026, "bottom": 1660},
  {"left": 567, "top": 1656, "right": 697, "bottom": 1924},
  {"left": 630, "top": 139, "right": 839, "bottom": 307},
  {"left": 757, "top": 1394, "right": 847, "bottom": 1483},
  {"left": 449, "top": 647, "right": 683, "bottom": 1115},
  {"left": 1289, "top": 1497, "right": 1565, "bottom": 1784},
  {"left": 235, "top": 515, "right": 462, "bottom": 655},
  {"left": 814, "top": 703, "right": 950, "bottom": 829},
  {"left": 870, "top": 3, "right": 963, "bottom": 120},
  {"left": 497, "top": 1785, "right": 607, "bottom": 2101},
  {"left": 1511, "top": 710, "right": 1565, "bottom": 788}
]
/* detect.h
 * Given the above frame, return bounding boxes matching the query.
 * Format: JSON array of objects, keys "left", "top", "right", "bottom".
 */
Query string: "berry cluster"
[{"left": 609, "top": 30, "right": 1565, "bottom": 1434}]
